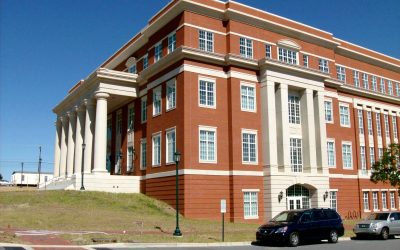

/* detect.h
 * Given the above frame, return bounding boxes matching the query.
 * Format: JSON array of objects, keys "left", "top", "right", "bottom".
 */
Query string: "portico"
[{"left": 47, "top": 68, "right": 141, "bottom": 192}]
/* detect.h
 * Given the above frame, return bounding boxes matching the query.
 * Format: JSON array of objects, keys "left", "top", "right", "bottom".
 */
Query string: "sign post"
[{"left": 220, "top": 199, "right": 226, "bottom": 242}]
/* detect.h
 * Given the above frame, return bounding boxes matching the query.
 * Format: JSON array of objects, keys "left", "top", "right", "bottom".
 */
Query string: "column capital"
[
  {"left": 67, "top": 111, "right": 76, "bottom": 119},
  {"left": 94, "top": 92, "right": 110, "bottom": 100},
  {"left": 83, "top": 98, "right": 95, "bottom": 108},
  {"left": 304, "top": 88, "right": 313, "bottom": 95},
  {"left": 278, "top": 82, "right": 288, "bottom": 90},
  {"left": 74, "top": 105, "right": 86, "bottom": 113},
  {"left": 60, "top": 115, "right": 68, "bottom": 124}
]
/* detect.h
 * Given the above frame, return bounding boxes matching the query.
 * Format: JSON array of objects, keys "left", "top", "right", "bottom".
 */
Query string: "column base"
[{"left": 92, "top": 169, "right": 109, "bottom": 175}]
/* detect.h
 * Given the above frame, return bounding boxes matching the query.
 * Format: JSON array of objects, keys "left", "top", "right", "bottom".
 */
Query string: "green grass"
[{"left": 0, "top": 190, "right": 357, "bottom": 244}]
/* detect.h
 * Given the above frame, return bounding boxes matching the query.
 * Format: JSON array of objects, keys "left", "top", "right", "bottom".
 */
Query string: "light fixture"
[
  {"left": 324, "top": 190, "right": 329, "bottom": 201},
  {"left": 278, "top": 191, "right": 284, "bottom": 202}
]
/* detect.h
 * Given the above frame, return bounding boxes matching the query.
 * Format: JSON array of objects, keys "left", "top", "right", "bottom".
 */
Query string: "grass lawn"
[{"left": 0, "top": 189, "right": 357, "bottom": 245}]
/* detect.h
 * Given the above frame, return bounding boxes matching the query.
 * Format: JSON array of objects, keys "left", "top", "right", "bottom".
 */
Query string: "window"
[
  {"left": 342, "top": 143, "right": 352, "bottom": 169},
  {"left": 166, "top": 79, "right": 176, "bottom": 110},
  {"left": 330, "top": 191, "right": 337, "bottom": 210},
  {"left": 128, "top": 105, "right": 134, "bottom": 132},
  {"left": 127, "top": 146, "right": 133, "bottom": 172},
  {"left": 339, "top": 104, "right": 350, "bottom": 127},
  {"left": 168, "top": 33, "right": 176, "bottom": 54},
  {"left": 327, "top": 140, "right": 335, "bottom": 167},
  {"left": 242, "top": 130, "right": 257, "bottom": 164},
  {"left": 265, "top": 44, "right": 271, "bottom": 58},
  {"left": 290, "top": 138, "right": 302, "bottom": 172},
  {"left": 380, "top": 78, "right": 385, "bottom": 94},
  {"left": 141, "top": 96, "right": 147, "bottom": 123},
  {"left": 166, "top": 128, "right": 176, "bottom": 164},
  {"left": 371, "top": 76, "right": 377, "bottom": 91},
  {"left": 367, "top": 111, "right": 373, "bottom": 136},
  {"left": 373, "top": 192, "right": 379, "bottom": 210},
  {"left": 388, "top": 81, "right": 393, "bottom": 95},
  {"left": 288, "top": 95, "right": 300, "bottom": 124},
  {"left": 384, "top": 114, "right": 390, "bottom": 138},
  {"left": 325, "top": 100, "right": 333, "bottom": 122},
  {"left": 396, "top": 82, "right": 400, "bottom": 96},
  {"left": 353, "top": 70, "right": 360, "bottom": 88},
  {"left": 152, "top": 133, "right": 161, "bottom": 166},
  {"left": 240, "top": 37, "right": 253, "bottom": 58},
  {"left": 199, "top": 78, "right": 216, "bottom": 108},
  {"left": 357, "top": 109, "right": 364, "bottom": 134},
  {"left": 370, "top": 147, "right": 375, "bottom": 167},
  {"left": 140, "top": 139, "right": 147, "bottom": 169},
  {"left": 360, "top": 146, "right": 366, "bottom": 172},
  {"left": 128, "top": 64, "right": 136, "bottom": 74},
  {"left": 390, "top": 192, "right": 396, "bottom": 209},
  {"left": 392, "top": 116, "right": 398, "bottom": 139},
  {"left": 303, "top": 55, "right": 309, "bottom": 68},
  {"left": 199, "top": 30, "right": 213, "bottom": 52},
  {"left": 363, "top": 192, "right": 369, "bottom": 211},
  {"left": 278, "top": 47, "right": 297, "bottom": 64},
  {"left": 21, "top": 175, "right": 25, "bottom": 181},
  {"left": 153, "top": 86, "right": 162, "bottom": 116},
  {"left": 336, "top": 66, "right": 345, "bottom": 81},
  {"left": 319, "top": 58, "right": 329, "bottom": 73},
  {"left": 199, "top": 127, "right": 216, "bottom": 162},
  {"left": 143, "top": 54, "right": 148, "bottom": 69},
  {"left": 378, "top": 147, "right": 383, "bottom": 159},
  {"left": 243, "top": 191, "right": 258, "bottom": 219},
  {"left": 241, "top": 83, "right": 256, "bottom": 112},
  {"left": 382, "top": 192, "right": 387, "bottom": 210},
  {"left": 154, "top": 42, "right": 162, "bottom": 62},
  {"left": 376, "top": 113, "right": 382, "bottom": 137},
  {"left": 362, "top": 73, "right": 369, "bottom": 89}
]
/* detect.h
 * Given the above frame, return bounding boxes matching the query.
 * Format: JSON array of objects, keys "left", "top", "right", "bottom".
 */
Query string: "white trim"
[
  {"left": 324, "top": 99, "right": 334, "bottom": 124},
  {"left": 339, "top": 103, "right": 351, "bottom": 128},
  {"left": 152, "top": 132, "right": 162, "bottom": 167},
  {"left": 184, "top": 23, "right": 226, "bottom": 36},
  {"left": 326, "top": 138, "right": 336, "bottom": 168},
  {"left": 198, "top": 76, "right": 217, "bottom": 109},
  {"left": 142, "top": 169, "right": 264, "bottom": 179},
  {"left": 240, "top": 82, "right": 257, "bottom": 113},
  {"left": 140, "top": 95, "right": 147, "bottom": 124},
  {"left": 166, "top": 78, "right": 177, "bottom": 111},
  {"left": 228, "top": 31, "right": 274, "bottom": 45},
  {"left": 301, "top": 51, "right": 335, "bottom": 62},
  {"left": 241, "top": 129, "right": 258, "bottom": 165},
  {"left": 165, "top": 127, "right": 176, "bottom": 165},
  {"left": 140, "top": 138, "right": 147, "bottom": 170},
  {"left": 341, "top": 141, "right": 353, "bottom": 170},
  {"left": 242, "top": 189, "right": 260, "bottom": 192},
  {"left": 152, "top": 86, "right": 162, "bottom": 117},
  {"left": 336, "top": 63, "right": 399, "bottom": 85},
  {"left": 198, "top": 125, "right": 217, "bottom": 164}
]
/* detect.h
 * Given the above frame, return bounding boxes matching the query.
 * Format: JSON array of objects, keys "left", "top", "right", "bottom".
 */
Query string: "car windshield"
[
  {"left": 271, "top": 211, "right": 302, "bottom": 222},
  {"left": 368, "top": 213, "right": 389, "bottom": 220}
]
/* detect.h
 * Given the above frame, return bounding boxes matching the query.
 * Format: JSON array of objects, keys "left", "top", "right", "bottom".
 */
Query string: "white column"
[
  {"left": 261, "top": 80, "right": 278, "bottom": 171},
  {"left": 315, "top": 90, "right": 328, "bottom": 174},
  {"left": 66, "top": 111, "right": 76, "bottom": 177},
  {"left": 83, "top": 99, "right": 95, "bottom": 173},
  {"left": 301, "top": 88, "right": 317, "bottom": 173},
  {"left": 73, "top": 106, "right": 85, "bottom": 175},
  {"left": 59, "top": 116, "right": 68, "bottom": 178},
  {"left": 53, "top": 118, "right": 62, "bottom": 178},
  {"left": 93, "top": 92, "right": 110, "bottom": 174},
  {"left": 276, "top": 83, "right": 290, "bottom": 171}
]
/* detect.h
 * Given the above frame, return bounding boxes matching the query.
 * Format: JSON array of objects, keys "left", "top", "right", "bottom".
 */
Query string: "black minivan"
[{"left": 256, "top": 208, "right": 344, "bottom": 247}]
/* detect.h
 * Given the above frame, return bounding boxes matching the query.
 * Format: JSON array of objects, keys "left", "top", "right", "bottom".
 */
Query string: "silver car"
[{"left": 353, "top": 212, "right": 400, "bottom": 239}]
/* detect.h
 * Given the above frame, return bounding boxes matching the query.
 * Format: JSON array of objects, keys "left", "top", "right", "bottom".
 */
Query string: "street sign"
[{"left": 221, "top": 199, "right": 226, "bottom": 213}]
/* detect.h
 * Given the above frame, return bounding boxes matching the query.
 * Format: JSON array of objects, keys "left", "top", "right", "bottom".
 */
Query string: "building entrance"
[{"left": 286, "top": 184, "right": 310, "bottom": 210}]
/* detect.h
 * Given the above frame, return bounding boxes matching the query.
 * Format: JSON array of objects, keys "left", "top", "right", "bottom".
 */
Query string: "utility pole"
[
  {"left": 20, "top": 162, "right": 24, "bottom": 187},
  {"left": 37, "top": 146, "right": 42, "bottom": 187}
]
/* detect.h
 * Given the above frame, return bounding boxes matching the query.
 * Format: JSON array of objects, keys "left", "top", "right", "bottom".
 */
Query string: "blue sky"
[{"left": 0, "top": 0, "right": 399, "bottom": 181}]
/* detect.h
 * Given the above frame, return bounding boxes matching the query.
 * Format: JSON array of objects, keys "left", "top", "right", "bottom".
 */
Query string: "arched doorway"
[{"left": 286, "top": 184, "right": 310, "bottom": 210}]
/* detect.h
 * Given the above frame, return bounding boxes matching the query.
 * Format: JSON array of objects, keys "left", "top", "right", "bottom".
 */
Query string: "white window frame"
[
  {"left": 392, "top": 116, "right": 398, "bottom": 139},
  {"left": 369, "top": 147, "right": 375, "bottom": 167},
  {"left": 141, "top": 96, "right": 147, "bottom": 123},
  {"left": 243, "top": 190, "right": 259, "bottom": 219},
  {"left": 199, "top": 126, "right": 217, "bottom": 163},
  {"left": 290, "top": 137, "right": 303, "bottom": 173},
  {"left": 278, "top": 47, "right": 298, "bottom": 64},
  {"left": 367, "top": 111, "right": 373, "bottom": 136},
  {"left": 288, "top": 95, "right": 301, "bottom": 124},
  {"left": 127, "top": 146, "right": 134, "bottom": 172},
  {"left": 143, "top": 54, "right": 149, "bottom": 69},
  {"left": 378, "top": 147, "right": 383, "bottom": 160},
  {"left": 339, "top": 103, "right": 350, "bottom": 128},
  {"left": 376, "top": 113, "right": 382, "bottom": 137},
  {"left": 388, "top": 81, "right": 393, "bottom": 95},
  {"left": 166, "top": 78, "right": 176, "bottom": 111},
  {"left": 240, "top": 82, "right": 256, "bottom": 112},
  {"left": 152, "top": 86, "right": 162, "bottom": 117},
  {"left": 384, "top": 114, "right": 390, "bottom": 138},
  {"left": 327, "top": 139, "right": 336, "bottom": 168},
  {"left": 240, "top": 37, "right": 253, "bottom": 59},
  {"left": 336, "top": 66, "right": 346, "bottom": 82},
  {"left": 342, "top": 141, "right": 353, "bottom": 170},
  {"left": 382, "top": 192, "right": 388, "bottom": 210},
  {"left": 318, "top": 58, "right": 329, "bottom": 73},
  {"left": 166, "top": 127, "right": 176, "bottom": 165},
  {"left": 362, "top": 73, "right": 369, "bottom": 89},
  {"left": 199, "top": 30, "right": 214, "bottom": 52},
  {"left": 330, "top": 191, "right": 337, "bottom": 210},
  {"left": 325, "top": 99, "right": 333, "bottom": 123},
  {"left": 390, "top": 191, "right": 396, "bottom": 209},
  {"left": 152, "top": 132, "right": 161, "bottom": 167},
  {"left": 363, "top": 192, "right": 370, "bottom": 211},
  {"left": 198, "top": 76, "right": 216, "bottom": 109},
  {"left": 140, "top": 138, "right": 147, "bottom": 170},
  {"left": 241, "top": 129, "right": 258, "bottom": 164},
  {"left": 353, "top": 70, "right": 360, "bottom": 88},
  {"left": 303, "top": 54, "right": 309, "bottom": 68},
  {"left": 373, "top": 191, "right": 379, "bottom": 211},
  {"left": 154, "top": 42, "right": 162, "bottom": 62},
  {"left": 371, "top": 76, "right": 377, "bottom": 91},
  {"left": 360, "top": 146, "right": 366, "bottom": 172},
  {"left": 265, "top": 44, "right": 271, "bottom": 58},
  {"left": 357, "top": 109, "right": 364, "bottom": 135},
  {"left": 128, "top": 64, "right": 137, "bottom": 74},
  {"left": 396, "top": 82, "right": 400, "bottom": 97},
  {"left": 168, "top": 32, "right": 176, "bottom": 54},
  {"left": 380, "top": 78, "right": 385, "bottom": 94}
]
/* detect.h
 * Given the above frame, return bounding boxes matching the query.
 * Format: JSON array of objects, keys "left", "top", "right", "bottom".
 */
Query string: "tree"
[
  {"left": 0, "top": 173, "right": 3, "bottom": 180},
  {"left": 370, "top": 143, "right": 400, "bottom": 191}
]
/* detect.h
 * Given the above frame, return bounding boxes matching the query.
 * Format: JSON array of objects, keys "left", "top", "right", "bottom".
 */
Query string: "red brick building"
[{"left": 50, "top": 0, "right": 400, "bottom": 223}]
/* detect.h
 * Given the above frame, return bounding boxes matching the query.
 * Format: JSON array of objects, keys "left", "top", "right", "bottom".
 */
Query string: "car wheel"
[
  {"left": 288, "top": 232, "right": 299, "bottom": 247},
  {"left": 328, "top": 230, "right": 338, "bottom": 243},
  {"left": 380, "top": 228, "right": 389, "bottom": 240}
]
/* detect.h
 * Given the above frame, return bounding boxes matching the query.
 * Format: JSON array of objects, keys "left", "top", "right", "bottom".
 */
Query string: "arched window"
[{"left": 286, "top": 184, "right": 310, "bottom": 210}]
